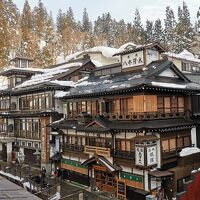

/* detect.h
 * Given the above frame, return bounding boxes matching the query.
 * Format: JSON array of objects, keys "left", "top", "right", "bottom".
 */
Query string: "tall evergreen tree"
[
  {"left": 133, "top": 9, "right": 146, "bottom": 44},
  {"left": 3, "top": 0, "right": 20, "bottom": 59},
  {"left": 175, "top": 1, "right": 194, "bottom": 52},
  {"left": 145, "top": 20, "right": 154, "bottom": 42},
  {"left": 195, "top": 7, "right": 200, "bottom": 33},
  {"left": 20, "top": 0, "right": 35, "bottom": 57},
  {"left": 0, "top": 0, "right": 9, "bottom": 68},
  {"left": 153, "top": 19, "right": 164, "bottom": 43},
  {"left": 164, "top": 6, "right": 176, "bottom": 51},
  {"left": 32, "top": 0, "right": 48, "bottom": 38},
  {"left": 81, "top": 8, "right": 92, "bottom": 32}
]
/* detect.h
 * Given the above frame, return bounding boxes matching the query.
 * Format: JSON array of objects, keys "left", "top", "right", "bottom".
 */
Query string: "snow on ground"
[
  {"left": 49, "top": 192, "right": 61, "bottom": 200},
  {"left": 179, "top": 147, "right": 200, "bottom": 157},
  {"left": 0, "top": 170, "right": 24, "bottom": 181}
]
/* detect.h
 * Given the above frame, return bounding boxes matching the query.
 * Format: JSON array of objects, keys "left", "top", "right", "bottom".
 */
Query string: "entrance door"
[{"left": 94, "top": 169, "right": 116, "bottom": 194}]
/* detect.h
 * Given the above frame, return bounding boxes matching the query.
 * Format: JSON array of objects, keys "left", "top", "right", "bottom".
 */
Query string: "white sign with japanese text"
[
  {"left": 135, "top": 146, "right": 145, "bottom": 166},
  {"left": 122, "top": 50, "right": 144, "bottom": 69},
  {"left": 147, "top": 146, "right": 157, "bottom": 166}
]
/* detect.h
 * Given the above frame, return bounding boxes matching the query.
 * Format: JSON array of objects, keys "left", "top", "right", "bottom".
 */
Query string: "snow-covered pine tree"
[
  {"left": 81, "top": 8, "right": 93, "bottom": 49},
  {"left": 133, "top": 9, "right": 146, "bottom": 44},
  {"left": 153, "top": 19, "right": 164, "bottom": 44},
  {"left": 81, "top": 8, "right": 92, "bottom": 33},
  {"left": 174, "top": 2, "right": 194, "bottom": 52},
  {"left": 164, "top": 6, "right": 176, "bottom": 51},
  {"left": 195, "top": 7, "right": 200, "bottom": 33},
  {"left": 145, "top": 20, "right": 154, "bottom": 43}
]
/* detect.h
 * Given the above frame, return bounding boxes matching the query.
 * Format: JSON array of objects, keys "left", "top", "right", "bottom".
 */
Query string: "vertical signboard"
[
  {"left": 135, "top": 146, "right": 145, "bottom": 166},
  {"left": 147, "top": 146, "right": 157, "bottom": 166}
]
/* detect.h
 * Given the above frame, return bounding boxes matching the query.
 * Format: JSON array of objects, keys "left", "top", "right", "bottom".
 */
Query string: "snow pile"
[
  {"left": 85, "top": 46, "right": 118, "bottom": 58},
  {"left": 51, "top": 118, "right": 65, "bottom": 125},
  {"left": 0, "top": 170, "right": 24, "bottom": 181},
  {"left": 23, "top": 181, "right": 38, "bottom": 191},
  {"left": 179, "top": 147, "right": 200, "bottom": 157},
  {"left": 163, "top": 49, "right": 200, "bottom": 63},
  {"left": 102, "top": 79, "right": 113, "bottom": 84},
  {"left": 117, "top": 42, "right": 153, "bottom": 54},
  {"left": 49, "top": 192, "right": 61, "bottom": 200},
  {"left": 50, "top": 80, "right": 74, "bottom": 87},
  {"left": 54, "top": 91, "right": 70, "bottom": 98},
  {"left": 151, "top": 81, "right": 186, "bottom": 89},
  {"left": 128, "top": 74, "right": 142, "bottom": 80},
  {"left": 56, "top": 51, "right": 83, "bottom": 64},
  {"left": 75, "top": 80, "right": 100, "bottom": 87}
]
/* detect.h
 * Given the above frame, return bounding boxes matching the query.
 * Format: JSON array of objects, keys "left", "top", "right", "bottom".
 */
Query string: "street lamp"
[{"left": 16, "top": 151, "right": 25, "bottom": 180}]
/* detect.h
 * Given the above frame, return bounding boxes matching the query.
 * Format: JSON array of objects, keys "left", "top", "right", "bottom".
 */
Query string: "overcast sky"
[{"left": 12, "top": 0, "right": 200, "bottom": 24}]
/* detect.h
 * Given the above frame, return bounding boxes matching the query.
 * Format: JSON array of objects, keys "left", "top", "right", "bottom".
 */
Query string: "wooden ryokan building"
[{"left": 51, "top": 44, "right": 200, "bottom": 199}]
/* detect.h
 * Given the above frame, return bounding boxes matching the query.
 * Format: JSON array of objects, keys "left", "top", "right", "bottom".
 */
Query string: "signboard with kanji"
[
  {"left": 135, "top": 146, "right": 145, "bottom": 166},
  {"left": 122, "top": 50, "right": 144, "bottom": 69},
  {"left": 147, "top": 146, "right": 157, "bottom": 166}
]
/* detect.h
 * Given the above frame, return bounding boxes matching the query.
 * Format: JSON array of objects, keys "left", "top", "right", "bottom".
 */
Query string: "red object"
[{"left": 179, "top": 171, "right": 200, "bottom": 200}]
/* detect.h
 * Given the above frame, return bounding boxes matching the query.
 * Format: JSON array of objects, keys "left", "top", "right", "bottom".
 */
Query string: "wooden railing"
[
  {"left": 103, "top": 111, "right": 188, "bottom": 120},
  {"left": 66, "top": 110, "right": 190, "bottom": 121},
  {"left": 112, "top": 149, "right": 135, "bottom": 160},
  {"left": 162, "top": 145, "right": 192, "bottom": 160},
  {"left": 63, "top": 144, "right": 84, "bottom": 152},
  {"left": 84, "top": 145, "right": 111, "bottom": 157}
]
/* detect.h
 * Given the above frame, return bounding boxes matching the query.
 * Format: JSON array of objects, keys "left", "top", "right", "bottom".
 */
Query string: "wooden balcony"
[
  {"left": 162, "top": 145, "right": 192, "bottom": 160},
  {"left": 63, "top": 144, "right": 84, "bottom": 152},
  {"left": 84, "top": 145, "right": 111, "bottom": 157},
  {"left": 112, "top": 149, "right": 135, "bottom": 160},
  {"left": 66, "top": 110, "right": 190, "bottom": 121},
  {"left": 104, "top": 111, "right": 188, "bottom": 120}
]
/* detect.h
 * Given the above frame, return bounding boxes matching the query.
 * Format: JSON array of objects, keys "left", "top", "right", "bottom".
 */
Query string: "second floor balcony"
[{"left": 63, "top": 143, "right": 84, "bottom": 152}]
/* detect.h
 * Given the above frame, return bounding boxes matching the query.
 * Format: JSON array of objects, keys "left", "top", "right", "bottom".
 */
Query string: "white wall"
[{"left": 191, "top": 127, "right": 197, "bottom": 147}]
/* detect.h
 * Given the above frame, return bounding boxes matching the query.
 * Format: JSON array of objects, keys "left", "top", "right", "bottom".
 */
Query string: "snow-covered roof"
[
  {"left": 56, "top": 46, "right": 119, "bottom": 65},
  {"left": 2, "top": 66, "right": 45, "bottom": 73},
  {"left": 179, "top": 147, "right": 200, "bottom": 157},
  {"left": 84, "top": 46, "right": 118, "bottom": 58},
  {"left": 163, "top": 49, "right": 200, "bottom": 63},
  {"left": 15, "top": 62, "right": 82, "bottom": 89},
  {"left": 151, "top": 82, "right": 187, "bottom": 89},
  {"left": 54, "top": 91, "right": 70, "bottom": 98}
]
